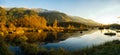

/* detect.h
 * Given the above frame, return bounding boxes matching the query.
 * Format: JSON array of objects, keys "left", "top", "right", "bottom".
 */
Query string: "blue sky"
[{"left": 0, "top": 0, "right": 120, "bottom": 24}]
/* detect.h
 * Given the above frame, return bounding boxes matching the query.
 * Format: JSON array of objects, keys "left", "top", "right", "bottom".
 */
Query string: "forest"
[{"left": 0, "top": 7, "right": 87, "bottom": 34}]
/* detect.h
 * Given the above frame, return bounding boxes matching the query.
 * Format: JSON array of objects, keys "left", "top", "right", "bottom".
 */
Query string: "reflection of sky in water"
[{"left": 44, "top": 30, "right": 120, "bottom": 51}]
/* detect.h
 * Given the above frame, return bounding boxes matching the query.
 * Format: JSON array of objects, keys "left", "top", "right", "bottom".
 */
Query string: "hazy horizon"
[{"left": 0, "top": 0, "right": 120, "bottom": 24}]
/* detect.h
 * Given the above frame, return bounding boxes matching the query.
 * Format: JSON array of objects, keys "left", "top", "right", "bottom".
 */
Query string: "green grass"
[
  {"left": 0, "top": 37, "right": 14, "bottom": 55},
  {"left": 72, "top": 40, "right": 120, "bottom": 55}
]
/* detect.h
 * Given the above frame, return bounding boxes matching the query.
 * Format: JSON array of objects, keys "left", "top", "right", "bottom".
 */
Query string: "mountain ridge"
[{"left": 4, "top": 7, "right": 101, "bottom": 26}]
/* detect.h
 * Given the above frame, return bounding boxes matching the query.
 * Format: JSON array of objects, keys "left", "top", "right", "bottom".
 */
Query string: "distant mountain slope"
[
  {"left": 39, "top": 11, "right": 100, "bottom": 26},
  {"left": 39, "top": 11, "right": 72, "bottom": 23},
  {"left": 31, "top": 8, "right": 49, "bottom": 13},
  {"left": 70, "top": 16, "right": 101, "bottom": 26}
]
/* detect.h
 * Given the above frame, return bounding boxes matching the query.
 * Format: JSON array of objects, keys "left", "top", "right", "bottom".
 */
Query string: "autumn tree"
[
  {"left": 39, "top": 16, "right": 47, "bottom": 28},
  {"left": 68, "top": 24, "right": 72, "bottom": 29},
  {"left": 68, "top": 24, "right": 75, "bottom": 29},
  {"left": 0, "top": 23, "right": 7, "bottom": 31},
  {"left": 0, "top": 7, "right": 7, "bottom": 24},
  {"left": 0, "top": 7, "right": 7, "bottom": 31},
  {"left": 8, "top": 22, "right": 16, "bottom": 31},
  {"left": 80, "top": 25, "right": 84, "bottom": 29},
  {"left": 0, "top": 7, "right": 48, "bottom": 30},
  {"left": 14, "top": 14, "right": 47, "bottom": 29},
  {"left": 53, "top": 19, "right": 58, "bottom": 28}
]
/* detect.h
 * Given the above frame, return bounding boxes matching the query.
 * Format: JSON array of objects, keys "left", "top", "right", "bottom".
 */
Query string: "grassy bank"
[{"left": 73, "top": 40, "right": 120, "bottom": 55}]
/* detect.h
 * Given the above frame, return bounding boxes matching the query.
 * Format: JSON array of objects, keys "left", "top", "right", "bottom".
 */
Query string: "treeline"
[
  {"left": 0, "top": 7, "right": 87, "bottom": 32},
  {"left": 0, "top": 7, "right": 47, "bottom": 29},
  {"left": 39, "top": 11, "right": 72, "bottom": 23}
]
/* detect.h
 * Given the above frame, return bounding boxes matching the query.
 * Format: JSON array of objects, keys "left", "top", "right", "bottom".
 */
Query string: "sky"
[{"left": 0, "top": 0, "right": 120, "bottom": 24}]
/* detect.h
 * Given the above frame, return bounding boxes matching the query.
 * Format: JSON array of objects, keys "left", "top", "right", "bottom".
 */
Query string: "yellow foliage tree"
[
  {"left": 8, "top": 23, "right": 16, "bottom": 31},
  {"left": 39, "top": 16, "right": 47, "bottom": 28},
  {"left": 53, "top": 19, "right": 58, "bottom": 28}
]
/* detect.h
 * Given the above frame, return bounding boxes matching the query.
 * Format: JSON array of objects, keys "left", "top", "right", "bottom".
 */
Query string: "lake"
[
  {"left": 43, "top": 29, "right": 120, "bottom": 51},
  {"left": 1, "top": 29, "right": 120, "bottom": 54}
]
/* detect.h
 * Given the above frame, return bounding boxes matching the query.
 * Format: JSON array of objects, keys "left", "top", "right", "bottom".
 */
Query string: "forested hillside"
[{"left": 0, "top": 7, "right": 100, "bottom": 32}]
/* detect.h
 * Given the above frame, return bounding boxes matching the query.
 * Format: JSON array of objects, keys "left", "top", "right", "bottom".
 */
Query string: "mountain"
[
  {"left": 4, "top": 7, "right": 101, "bottom": 26},
  {"left": 39, "top": 11, "right": 72, "bottom": 23},
  {"left": 31, "top": 8, "right": 49, "bottom": 13},
  {"left": 38, "top": 10, "right": 100, "bottom": 26},
  {"left": 70, "top": 16, "right": 101, "bottom": 26}
]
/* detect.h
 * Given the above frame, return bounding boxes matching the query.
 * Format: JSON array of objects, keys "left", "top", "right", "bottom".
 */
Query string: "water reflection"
[
  {"left": 1, "top": 29, "right": 120, "bottom": 54},
  {"left": 43, "top": 29, "right": 120, "bottom": 51}
]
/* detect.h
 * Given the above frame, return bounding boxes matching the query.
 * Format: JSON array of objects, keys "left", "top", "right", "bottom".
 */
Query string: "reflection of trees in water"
[
  {"left": 52, "top": 32, "right": 57, "bottom": 39},
  {"left": 0, "top": 29, "right": 99, "bottom": 55},
  {"left": 24, "top": 32, "right": 48, "bottom": 42},
  {"left": 99, "top": 29, "right": 103, "bottom": 33},
  {"left": 1, "top": 30, "right": 98, "bottom": 46},
  {"left": 44, "top": 32, "right": 56, "bottom": 43},
  {"left": 84, "top": 29, "right": 97, "bottom": 35},
  {"left": 2, "top": 29, "right": 98, "bottom": 45},
  {"left": 43, "top": 32, "right": 65, "bottom": 43},
  {"left": 3, "top": 32, "right": 65, "bottom": 44}
]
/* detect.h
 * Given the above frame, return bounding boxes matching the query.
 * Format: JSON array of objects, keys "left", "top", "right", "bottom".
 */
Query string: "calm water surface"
[
  {"left": 8, "top": 29, "right": 120, "bottom": 54},
  {"left": 43, "top": 29, "right": 120, "bottom": 51}
]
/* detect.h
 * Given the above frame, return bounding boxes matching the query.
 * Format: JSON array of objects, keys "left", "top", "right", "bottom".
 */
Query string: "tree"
[
  {"left": 0, "top": 7, "right": 6, "bottom": 16},
  {"left": 8, "top": 22, "right": 16, "bottom": 31},
  {"left": 7, "top": 8, "right": 25, "bottom": 19},
  {"left": 68, "top": 24, "right": 72, "bottom": 29},
  {"left": 53, "top": 19, "right": 58, "bottom": 28},
  {"left": 0, "top": 23, "right": 7, "bottom": 31},
  {"left": 24, "top": 10, "right": 37, "bottom": 16},
  {"left": 39, "top": 16, "right": 47, "bottom": 28},
  {"left": 0, "top": 7, "right": 7, "bottom": 24},
  {"left": 67, "top": 24, "right": 75, "bottom": 29},
  {"left": 14, "top": 14, "right": 47, "bottom": 29}
]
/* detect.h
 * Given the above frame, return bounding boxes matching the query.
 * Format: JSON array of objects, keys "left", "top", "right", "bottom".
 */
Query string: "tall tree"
[
  {"left": 0, "top": 7, "right": 7, "bottom": 23},
  {"left": 53, "top": 19, "right": 58, "bottom": 28}
]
